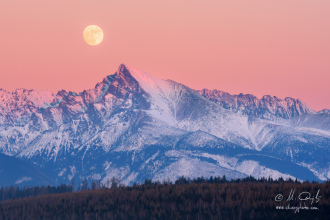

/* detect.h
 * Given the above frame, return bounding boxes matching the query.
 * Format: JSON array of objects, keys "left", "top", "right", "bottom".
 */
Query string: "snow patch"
[{"left": 15, "top": 177, "right": 32, "bottom": 184}]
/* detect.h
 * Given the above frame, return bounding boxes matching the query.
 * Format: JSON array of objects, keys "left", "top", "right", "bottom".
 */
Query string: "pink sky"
[{"left": 0, "top": 1, "right": 329, "bottom": 111}]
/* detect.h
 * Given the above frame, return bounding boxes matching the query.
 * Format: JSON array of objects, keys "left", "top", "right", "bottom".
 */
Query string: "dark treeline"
[
  {"left": 0, "top": 175, "right": 317, "bottom": 202},
  {"left": 0, "top": 184, "right": 73, "bottom": 202},
  {"left": 0, "top": 176, "right": 329, "bottom": 219}
]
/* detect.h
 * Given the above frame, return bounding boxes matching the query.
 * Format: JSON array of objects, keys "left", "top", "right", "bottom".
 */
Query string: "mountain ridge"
[
  {"left": 197, "top": 88, "right": 316, "bottom": 120},
  {"left": 1, "top": 64, "right": 326, "bottom": 123}
]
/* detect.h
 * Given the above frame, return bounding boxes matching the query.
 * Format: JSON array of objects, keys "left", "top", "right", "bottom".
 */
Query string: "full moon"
[{"left": 83, "top": 25, "right": 104, "bottom": 46}]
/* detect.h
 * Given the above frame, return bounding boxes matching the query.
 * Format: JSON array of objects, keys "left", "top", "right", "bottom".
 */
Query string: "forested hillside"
[{"left": 0, "top": 177, "right": 329, "bottom": 220}]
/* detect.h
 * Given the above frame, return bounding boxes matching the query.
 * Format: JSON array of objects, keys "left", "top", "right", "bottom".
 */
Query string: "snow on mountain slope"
[
  {"left": 125, "top": 65, "right": 258, "bottom": 149},
  {"left": 152, "top": 156, "right": 246, "bottom": 182},
  {"left": 289, "top": 112, "right": 330, "bottom": 132},
  {"left": 125, "top": 65, "right": 178, "bottom": 127},
  {"left": 126, "top": 65, "right": 329, "bottom": 158},
  {"left": 0, "top": 64, "right": 328, "bottom": 186}
]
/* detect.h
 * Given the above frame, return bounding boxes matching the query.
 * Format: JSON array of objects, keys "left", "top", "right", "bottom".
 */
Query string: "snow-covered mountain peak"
[
  {"left": 123, "top": 64, "right": 169, "bottom": 94},
  {"left": 121, "top": 64, "right": 182, "bottom": 126}
]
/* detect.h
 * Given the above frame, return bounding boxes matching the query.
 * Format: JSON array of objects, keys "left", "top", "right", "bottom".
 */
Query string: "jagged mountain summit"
[{"left": 0, "top": 64, "right": 329, "bottom": 187}]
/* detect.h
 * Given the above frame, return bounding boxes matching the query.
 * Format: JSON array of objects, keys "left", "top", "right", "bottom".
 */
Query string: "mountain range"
[{"left": 0, "top": 64, "right": 329, "bottom": 187}]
